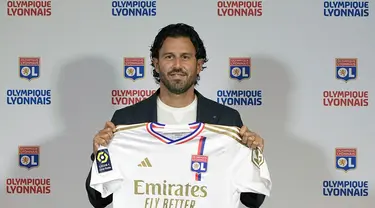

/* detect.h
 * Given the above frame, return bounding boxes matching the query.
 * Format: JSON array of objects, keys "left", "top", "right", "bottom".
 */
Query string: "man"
[{"left": 85, "top": 23, "right": 266, "bottom": 208}]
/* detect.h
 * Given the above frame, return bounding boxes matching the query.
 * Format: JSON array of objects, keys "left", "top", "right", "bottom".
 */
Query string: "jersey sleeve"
[
  {"left": 232, "top": 145, "right": 272, "bottom": 196},
  {"left": 90, "top": 144, "right": 124, "bottom": 198}
]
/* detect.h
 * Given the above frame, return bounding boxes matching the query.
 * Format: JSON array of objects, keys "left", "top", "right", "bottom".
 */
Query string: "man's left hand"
[{"left": 239, "top": 126, "right": 264, "bottom": 151}]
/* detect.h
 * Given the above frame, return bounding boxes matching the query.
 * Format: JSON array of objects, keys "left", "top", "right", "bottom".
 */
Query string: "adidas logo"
[{"left": 138, "top": 157, "right": 152, "bottom": 167}]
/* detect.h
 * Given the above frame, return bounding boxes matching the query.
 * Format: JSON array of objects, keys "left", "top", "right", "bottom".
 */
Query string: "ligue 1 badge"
[
  {"left": 96, "top": 149, "right": 113, "bottom": 173},
  {"left": 191, "top": 155, "right": 208, "bottom": 173}
]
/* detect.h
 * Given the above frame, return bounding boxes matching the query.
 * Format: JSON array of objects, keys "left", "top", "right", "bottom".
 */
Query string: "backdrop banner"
[{"left": 1, "top": 0, "right": 373, "bottom": 207}]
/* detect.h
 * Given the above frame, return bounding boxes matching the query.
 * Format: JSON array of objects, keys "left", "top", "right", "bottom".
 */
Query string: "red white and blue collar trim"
[{"left": 146, "top": 122, "right": 205, "bottom": 145}]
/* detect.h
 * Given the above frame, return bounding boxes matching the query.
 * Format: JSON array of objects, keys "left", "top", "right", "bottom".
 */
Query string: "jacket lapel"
[
  {"left": 195, "top": 90, "right": 219, "bottom": 124},
  {"left": 144, "top": 89, "right": 158, "bottom": 122}
]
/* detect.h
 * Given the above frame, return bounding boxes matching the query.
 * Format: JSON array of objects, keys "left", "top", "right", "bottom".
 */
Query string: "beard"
[{"left": 159, "top": 68, "right": 197, "bottom": 95}]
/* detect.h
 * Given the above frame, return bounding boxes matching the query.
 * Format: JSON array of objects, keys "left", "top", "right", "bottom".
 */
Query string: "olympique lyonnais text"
[
  {"left": 217, "top": 90, "right": 262, "bottom": 106},
  {"left": 324, "top": 1, "right": 369, "bottom": 17},
  {"left": 217, "top": 1, "right": 263, "bottom": 16},
  {"left": 112, "top": 0, "right": 156, "bottom": 16},
  {"left": 323, "top": 91, "right": 368, "bottom": 106},
  {"left": 7, "top": 0, "right": 52, "bottom": 16},
  {"left": 336, "top": 149, "right": 356, "bottom": 156},
  {"left": 112, "top": 89, "right": 156, "bottom": 105},
  {"left": 6, "top": 89, "right": 51, "bottom": 105},
  {"left": 6, "top": 178, "right": 51, "bottom": 194},
  {"left": 134, "top": 180, "right": 207, "bottom": 207},
  {"left": 323, "top": 180, "right": 368, "bottom": 196}
]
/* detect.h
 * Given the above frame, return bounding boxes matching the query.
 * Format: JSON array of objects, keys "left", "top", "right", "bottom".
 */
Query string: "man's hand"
[
  {"left": 93, "top": 121, "right": 116, "bottom": 155},
  {"left": 239, "top": 125, "right": 264, "bottom": 151}
]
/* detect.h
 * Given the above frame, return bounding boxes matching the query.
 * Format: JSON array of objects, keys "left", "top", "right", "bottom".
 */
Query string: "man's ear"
[
  {"left": 152, "top": 58, "right": 159, "bottom": 73},
  {"left": 197, "top": 59, "right": 204, "bottom": 73}
]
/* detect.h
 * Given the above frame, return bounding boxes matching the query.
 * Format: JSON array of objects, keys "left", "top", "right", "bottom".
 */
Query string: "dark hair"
[{"left": 150, "top": 23, "right": 208, "bottom": 85}]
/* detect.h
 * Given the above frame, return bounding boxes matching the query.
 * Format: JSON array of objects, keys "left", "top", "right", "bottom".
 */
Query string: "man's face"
[{"left": 153, "top": 37, "right": 202, "bottom": 94}]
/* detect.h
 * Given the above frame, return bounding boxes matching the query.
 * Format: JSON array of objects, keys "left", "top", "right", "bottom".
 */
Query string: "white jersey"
[{"left": 90, "top": 122, "right": 271, "bottom": 208}]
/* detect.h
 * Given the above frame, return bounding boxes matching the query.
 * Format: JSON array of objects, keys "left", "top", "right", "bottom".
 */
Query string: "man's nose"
[{"left": 173, "top": 58, "right": 182, "bottom": 68}]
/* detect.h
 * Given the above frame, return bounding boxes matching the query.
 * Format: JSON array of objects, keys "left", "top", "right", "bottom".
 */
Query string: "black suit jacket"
[{"left": 85, "top": 89, "right": 266, "bottom": 208}]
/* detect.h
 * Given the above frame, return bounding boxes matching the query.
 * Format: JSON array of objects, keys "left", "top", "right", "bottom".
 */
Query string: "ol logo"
[
  {"left": 191, "top": 155, "right": 208, "bottom": 173},
  {"left": 19, "top": 57, "right": 40, "bottom": 81},
  {"left": 336, "top": 58, "right": 357, "bottom": 82},
  {"left": 229, "top": 57, "right": 251, "bottom": 81},
  {"left": 335, "top": 148, "right": 357, "bottom": 172},
  {"left": 19, "top": 146, "right": 40, "bottom": 169},
  {"left": 96, "top": 149, "right": 113, "bottom": 173},
  {"left": 252, "top": 147, "right": 264, "bottom": 168},
  {"left": 124, "top": 57, "right": 145, "bottom": 81},
  {"left": 191, "top": 155, "right": 208, "bottom": 181}
]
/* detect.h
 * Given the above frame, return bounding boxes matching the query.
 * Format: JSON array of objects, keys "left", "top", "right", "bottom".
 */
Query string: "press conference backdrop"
[{"left": 1, "top": 0, "right": 374, "bottom": 207}]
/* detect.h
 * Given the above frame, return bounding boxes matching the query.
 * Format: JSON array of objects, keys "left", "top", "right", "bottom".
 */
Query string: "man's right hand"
[{"left": 93, "top": 121, "right": 116, "bottom": 155}]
